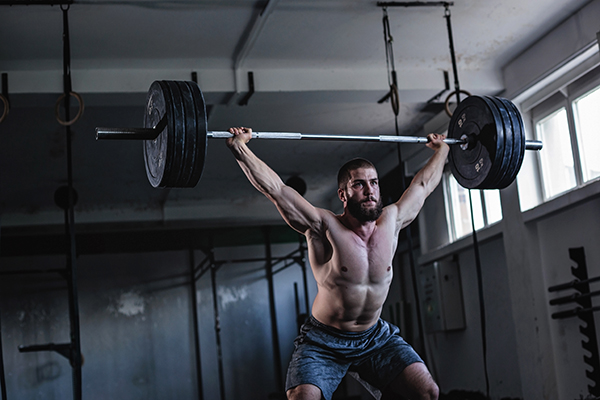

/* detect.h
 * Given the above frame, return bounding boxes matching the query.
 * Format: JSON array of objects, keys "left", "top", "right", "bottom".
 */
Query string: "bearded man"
[{"left": 227, "top": 127, "right": 448, "bottom": 400}]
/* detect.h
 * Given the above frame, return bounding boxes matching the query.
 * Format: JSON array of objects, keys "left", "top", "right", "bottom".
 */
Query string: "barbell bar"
[
  {"left": 95, "top": 80, "right": 542, "bottom": 190},
  {"left": 97, "top": 126, "right": 542, "bottom": 150}
]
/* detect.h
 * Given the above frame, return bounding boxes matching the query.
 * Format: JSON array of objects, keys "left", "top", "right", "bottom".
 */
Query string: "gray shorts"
[{"left": 285, "top": 316, "right": 423, "bottom": 400}]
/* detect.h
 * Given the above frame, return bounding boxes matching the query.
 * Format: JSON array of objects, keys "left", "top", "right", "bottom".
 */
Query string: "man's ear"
[{"left": 338, "top": 188, "right": 346, "bottom": 202}]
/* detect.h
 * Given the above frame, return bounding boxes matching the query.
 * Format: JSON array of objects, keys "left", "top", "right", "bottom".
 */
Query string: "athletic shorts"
[{"left": 285, "top": 316, "right": 423, "bottom": 400}]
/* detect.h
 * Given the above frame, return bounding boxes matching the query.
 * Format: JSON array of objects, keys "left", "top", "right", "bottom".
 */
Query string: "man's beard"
[{"left": 347, "top": 196, "right": 383, "bottom": 222}]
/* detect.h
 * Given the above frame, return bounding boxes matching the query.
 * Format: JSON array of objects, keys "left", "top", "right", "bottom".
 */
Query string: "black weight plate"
[
  {"left": 175, "top": 81, "right": 201, "bottom": 188},
  {"left": 497, "top": 98, "right": 525, "bottom": 189},
  {"left": 160, "top": 80, "right": 178, "bottom": 187},
  {"left": 493, "top": 97, "right": 518, "bottom": 189},
  {"left": 448, "top": 95, "right": 504, "bottom": 189},
  {"left": 163, "top": 81, "right": 187, "bottom": 187},
  {"left": 150, "top": 80, "right": 179, "bottom": 188},
  {"left": 484, "top": 96, "right": 513, "bottom": 189},
  {"left": 184, "top": 81, "right": 208, "bottom": 187},
  {"left": 144, "top": 81, "right": 174, "bottom": 188}
]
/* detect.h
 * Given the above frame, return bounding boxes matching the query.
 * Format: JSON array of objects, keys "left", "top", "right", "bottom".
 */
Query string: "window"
[
  {"left": 444, "top": 173, "right": 503, "bottom": 241},
  {"left": 535, "top": 107, "right": 576, "bottom": 198},
  {"left": 518, "top": 66, "right": 600, "bottom": 211},
  {"left": 573, "top": 86, "right": 600, "bottom": 182}
]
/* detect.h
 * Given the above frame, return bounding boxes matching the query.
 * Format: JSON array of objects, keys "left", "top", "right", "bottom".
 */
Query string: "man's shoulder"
[
  {"left": 304, "top": 208, "right": 337, "bottom": 236},
  {"left": 379, "top": 203, "right": 400, "bottom": 222}
]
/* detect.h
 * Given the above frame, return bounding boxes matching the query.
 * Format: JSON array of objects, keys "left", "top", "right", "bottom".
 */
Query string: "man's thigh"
[{"left": 286, "top": 344, "right": 348, "bottom": 400}]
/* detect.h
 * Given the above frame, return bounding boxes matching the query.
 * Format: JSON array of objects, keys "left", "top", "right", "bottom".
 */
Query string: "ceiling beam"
[{"left": 1, "top": 65, "right": 502, "bottom": 103}]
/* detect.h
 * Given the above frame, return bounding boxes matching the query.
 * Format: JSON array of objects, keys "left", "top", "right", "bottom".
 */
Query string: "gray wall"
[
  {"left": 416, "top": 174, "right": 600, "bottom": 400},
  {"left": 0, "top": 240, "right": 325, "bottom": 400}
]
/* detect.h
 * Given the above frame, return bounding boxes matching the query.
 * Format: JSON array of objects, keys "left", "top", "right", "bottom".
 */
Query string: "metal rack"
[
  {"left": 189, "top": 228, "right": 309, "bottom": 400},
  {"left": 548, "top": 247, "right": 600, "bottom": 396}
]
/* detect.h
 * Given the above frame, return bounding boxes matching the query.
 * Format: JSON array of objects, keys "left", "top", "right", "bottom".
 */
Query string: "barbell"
[{"left": 95, "top": 80, "right": 542, "bottom": 190}]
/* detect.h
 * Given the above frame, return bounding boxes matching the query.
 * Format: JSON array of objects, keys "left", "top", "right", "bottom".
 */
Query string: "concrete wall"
[
  {"left": 536, "top": 198, "right": 600, "bottom": 400},
  {"left": 0, "top": 240, "right": 324, "bottom": 400}
]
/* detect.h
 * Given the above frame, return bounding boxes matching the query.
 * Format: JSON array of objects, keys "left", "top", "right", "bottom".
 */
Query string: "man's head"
[{"left": 337, "top": 158, "right": 383, "bottom": 222}]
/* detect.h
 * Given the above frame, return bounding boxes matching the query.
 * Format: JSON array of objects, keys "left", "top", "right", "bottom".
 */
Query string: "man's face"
[{"left": 340, "top": 167, "right": 383, "bottom": 222}]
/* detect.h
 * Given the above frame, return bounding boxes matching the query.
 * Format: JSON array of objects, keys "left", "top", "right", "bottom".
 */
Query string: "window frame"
[
  {"left": 526, "top": 65, "right": 600, "bottom": 205},
  {"left": 442, "top": 171, "right": 502, "bottom": 242}
]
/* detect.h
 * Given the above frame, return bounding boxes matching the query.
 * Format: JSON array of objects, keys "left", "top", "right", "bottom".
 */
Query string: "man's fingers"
[{"left": 228, "top": 127, "right": 251, "bottom": 136}]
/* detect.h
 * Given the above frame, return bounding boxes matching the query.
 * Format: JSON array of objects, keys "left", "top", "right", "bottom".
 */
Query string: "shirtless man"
[{"left": 227, "top": 127, "right": 448, "bottom": 400}]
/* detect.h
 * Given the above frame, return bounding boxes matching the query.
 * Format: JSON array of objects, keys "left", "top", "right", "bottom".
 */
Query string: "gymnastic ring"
[
  {"left": 0, "top": 93, "right": 9, "bottom": 124},
  {"left": 55, "top": 91, "right": 85, "bottom": 126},
  {"left": 444, "top": 89, "right": 472, "bottom": 118},
  {"left": 390, "top": 84, "right": 400, "bottom": 116}
]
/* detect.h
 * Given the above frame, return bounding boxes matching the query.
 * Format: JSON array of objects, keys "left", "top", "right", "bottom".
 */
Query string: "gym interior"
[{"left": 1, "top": 1, "right": 600, "bottom": 399}]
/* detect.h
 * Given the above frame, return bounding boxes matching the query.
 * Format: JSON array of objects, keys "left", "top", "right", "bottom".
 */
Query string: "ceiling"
[{"left": 0, "top": 0, "right": 592, "bottom": 233}]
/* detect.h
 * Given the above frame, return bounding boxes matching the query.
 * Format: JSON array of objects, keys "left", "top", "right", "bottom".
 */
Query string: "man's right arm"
[
  {"left": 392, "top": 133, "right": 449, "bottom": 230},
  {"left": 227, "top": 127, "right": 325, "bottom": 235}
]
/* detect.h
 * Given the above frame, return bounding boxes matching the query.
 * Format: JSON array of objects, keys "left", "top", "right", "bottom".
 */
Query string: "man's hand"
[
  {"left": 227, "top": 127, "right": 253, "bottom": 148},
  {"left": 426, "top": 133, "right": 449, "bottom": 151}
]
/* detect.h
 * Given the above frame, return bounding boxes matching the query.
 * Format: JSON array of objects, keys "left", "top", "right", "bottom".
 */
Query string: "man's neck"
[{"left": 339, "top": 212, "right": 377, "bottom": 241}]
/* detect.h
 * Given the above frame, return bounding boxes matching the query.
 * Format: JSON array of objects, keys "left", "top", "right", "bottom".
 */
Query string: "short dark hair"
[{"left": 337, "top": 158, "right": 376, "bottom": 189}]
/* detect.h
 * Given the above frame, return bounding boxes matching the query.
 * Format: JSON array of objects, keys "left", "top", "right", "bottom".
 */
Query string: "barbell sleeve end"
[
  {"left": 96, "top": 115, "right": 167, "bottom": 141},
  {"left": 95, "top": 127, "right": 161, "bottom": 141},
  {"left": 525, "top": 140, "right": 543, "bottom": 151}
]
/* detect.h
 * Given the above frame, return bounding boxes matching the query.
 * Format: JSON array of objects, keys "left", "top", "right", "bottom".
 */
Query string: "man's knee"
[
  {"left": 286, "top": 384, "right": 322, "bottom": 400},
  {"left": 383, "top": 380, "right": 438, "bottom": 400},
  {"left": 409, "top": 366, "right": 438, "bottom": 400},
  {"left": 410, "top": 367, "right": 438, "bottom": 400},
  {"left": 386, "top": 362, "right": 439, "bottom": 400},
  {"left": 423, "top": 380, "right": 439, "bottom": 400}
]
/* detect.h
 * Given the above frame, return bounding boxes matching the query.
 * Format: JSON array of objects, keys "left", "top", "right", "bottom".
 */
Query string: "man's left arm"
[{"left": 393, "top": 133, "right": 449, "bottom": 229}]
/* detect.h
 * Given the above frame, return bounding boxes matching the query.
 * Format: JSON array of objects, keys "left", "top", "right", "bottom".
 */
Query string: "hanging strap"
[
  {"left": 467, "top": 190, "right": 490, "bottom": 398},
  {"left": 381, "top": 8, "right": 400, "bottom": 116},
  {"left": 444, "top": 5, "right": 461, "bottom": 104}
]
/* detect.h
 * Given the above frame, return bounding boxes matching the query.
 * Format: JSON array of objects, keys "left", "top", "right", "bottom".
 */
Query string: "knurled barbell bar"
[{"left": 95, "top": 80, "right": 542, "bottom": 190}]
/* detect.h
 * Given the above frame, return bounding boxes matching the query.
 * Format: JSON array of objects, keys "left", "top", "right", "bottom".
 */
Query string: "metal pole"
[
  {"left": 188, "top": 249, "right": 204, "bottom": 400},
  {"left": 0, "top": 215, "right": 6, "bottom": 400},
  {"left": 298, "top": 237, "right": 310, "bottom": 317},
  {"left": 264, "top": 227, "right": 284, "bottom": 393},
  {"left": 0, "top": 302, "right": 6, "bottom": 400},
  {"left": 61, "top": 6, "right": 82, "bottom": 400},
  {"left": 209, "top": 257, "right": 226, "bottom": 400}
]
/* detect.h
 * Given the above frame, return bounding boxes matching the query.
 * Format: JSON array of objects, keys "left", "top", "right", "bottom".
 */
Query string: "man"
[{"left": 227, "top": 127, "right": 448, "bottom": 400}]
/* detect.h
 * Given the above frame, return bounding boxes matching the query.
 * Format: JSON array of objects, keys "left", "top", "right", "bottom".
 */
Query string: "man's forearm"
[{"left": 413, "top": 145, "right": 449, "bottom": 193}]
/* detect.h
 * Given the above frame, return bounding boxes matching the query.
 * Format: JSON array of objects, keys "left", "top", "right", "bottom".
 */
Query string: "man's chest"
[{"left": 330, "top": 230, "right": 396, "bottom": 283}]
